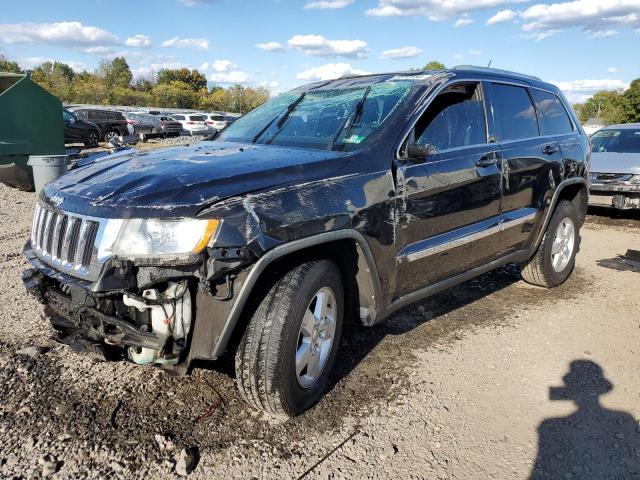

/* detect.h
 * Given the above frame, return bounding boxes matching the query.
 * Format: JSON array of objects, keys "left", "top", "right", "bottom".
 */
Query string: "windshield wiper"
[
  {"left": 327, "top": 86, "right": 371, "bottom": 151},
  {"left": 251, "top": 92, "right": 306, "bottom": 144}
]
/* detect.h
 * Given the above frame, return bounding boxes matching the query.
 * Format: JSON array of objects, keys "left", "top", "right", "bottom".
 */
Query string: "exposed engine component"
[{"left": 123, "top": 281, "right": 191, "bottom": 366}]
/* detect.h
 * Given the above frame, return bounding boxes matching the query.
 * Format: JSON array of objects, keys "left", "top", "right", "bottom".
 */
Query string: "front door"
[{"left": 394, "top": 81, "right": 504, "bottom": 298}]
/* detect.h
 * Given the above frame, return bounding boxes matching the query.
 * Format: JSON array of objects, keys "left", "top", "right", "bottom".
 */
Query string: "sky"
[{"left": 1, "top": 0, "right": 639, "bottom": 103}]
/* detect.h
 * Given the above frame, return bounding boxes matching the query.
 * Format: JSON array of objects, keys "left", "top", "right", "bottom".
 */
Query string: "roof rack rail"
[{"left": 451, "top": 65, "right": 542, "bottom": 82}]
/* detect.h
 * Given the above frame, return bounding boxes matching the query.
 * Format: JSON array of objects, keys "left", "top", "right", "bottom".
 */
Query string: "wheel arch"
[
  {"left": 211, "top": 230, "right": 384, "bottom": 359},
  {"left": 532, "top": 177, "right": 588, "bottom": 252}
]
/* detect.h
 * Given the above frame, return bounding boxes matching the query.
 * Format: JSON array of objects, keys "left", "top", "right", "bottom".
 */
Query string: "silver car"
[{"left": 589, "top": 123, "right": 640, "bottom": 210}]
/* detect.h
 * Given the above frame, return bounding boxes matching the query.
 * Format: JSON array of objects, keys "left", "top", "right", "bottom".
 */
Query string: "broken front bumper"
[
  {"left": 22, "top": 268, "right": 165, "bottom": 352},
  {"left": 589, "top": 183, "right": 640, "bottom": 210}
]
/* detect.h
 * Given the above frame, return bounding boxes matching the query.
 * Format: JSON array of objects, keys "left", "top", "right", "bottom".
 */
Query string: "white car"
[
  {"left": 171, "top": 114, "right": 213, "bottom": 136},
  {"left": 204, "top": 113, "right": 229, "bottom": 131}
]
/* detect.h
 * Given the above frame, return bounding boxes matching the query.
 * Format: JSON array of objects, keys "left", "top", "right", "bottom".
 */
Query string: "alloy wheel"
[
  {"left": 295, "top": 287, "right": 337, "bottom": 388},
  {"left": 551, "top": 217, "right": 575, "bottom": 272}
]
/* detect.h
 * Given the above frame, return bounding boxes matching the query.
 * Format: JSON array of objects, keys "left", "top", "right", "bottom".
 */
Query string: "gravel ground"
[{"left": 1, "top": 184, "right": 639, "bottom": 479}]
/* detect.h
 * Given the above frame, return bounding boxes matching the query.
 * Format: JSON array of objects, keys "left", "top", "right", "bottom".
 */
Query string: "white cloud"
[
  {"left": 209, "top": 70, "right": 251, "bottom": 84},
  {"left": 161, "top": 37, "right": 209, "bottom": 50},
  {"left": 520, "top": 0, "right": 640, "bottom": 39},
  {"left": 380, "top": 46, "right": 423, "bottom": 59},
  {"left": 453, "top": 53, "right": 464, "bottom": 60},
  {"left": 469, "top": 49, "right": 483, "bottom": 55},
  {"left": 608, "top": 66, "right": 618, "bottom": 73},
  {"left": 256, "top": 41, "right": 286, "bottom": 52},
  {"left": 17, "top": 56, "right": 88, "bottom": 72},
  {"left": 486, "top": 8, "right": 517, "bottom": 25},
  {"left": 455, "top": 17, "right": 475, "bottom": 27},
  {"left": 83, "top": 46, "right": 112, "bottom": 55},
  {"left": 296, "top": 62, "right": 370, "bottom": 81},
  {"left": 125, "top": 34, "right": 151, "bottom": 48},
  {"left": 365, "top": 0, "right": 527, "bottom": 21},
  {"left": 304, "top": 0, "right": 353, "bottom": 8},
  {"left": 0, "top": 21, "right": 118, "bottom": 47},
  {"left": 211, "top": 59, "right": 236, "bottom": 72},
  {"left": 553, "top": 78, "right": 629, "bottom": 102},
  {"left": 178, "top": 0, "right": 219, "bottom": 5},
  {"left": 288, "top": 34, "right": 369, "bottom": 59}
]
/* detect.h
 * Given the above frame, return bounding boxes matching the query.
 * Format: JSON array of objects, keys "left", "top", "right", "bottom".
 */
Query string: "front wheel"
[
  {"left": 235, "top": 260, "right": 344, "bottom": 417},
  {"left": 520, "top": 200, "right": 580, "bottom": 287},
  {"left": 85, "top": 130, "right": 99, "bottom": 147}
]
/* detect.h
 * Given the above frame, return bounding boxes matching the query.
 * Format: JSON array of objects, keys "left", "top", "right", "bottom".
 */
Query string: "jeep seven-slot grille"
[{"left": 30, "top": 203, "right": 100, "bottom": 279}]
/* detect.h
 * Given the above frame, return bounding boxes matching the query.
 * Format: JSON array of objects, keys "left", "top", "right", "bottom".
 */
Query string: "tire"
[
  {"left": 520, "top": 200, "right": 580, "bottom": 288},
  {"left": 104, "top": 129, "right": 118, "bottom": 142},
  {"left": 85, "top": 130, "right": 99, "bottom": 147},
  {"left": 235, "top": 259, "right": 344, "bottom": 417}
]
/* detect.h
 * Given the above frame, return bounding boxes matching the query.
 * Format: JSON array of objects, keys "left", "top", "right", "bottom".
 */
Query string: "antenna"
[{"left": 487, "top": 60, "right": 492, "bottom": 68}]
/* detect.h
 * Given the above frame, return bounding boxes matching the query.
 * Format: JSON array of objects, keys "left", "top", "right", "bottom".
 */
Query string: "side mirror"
[{"left": 406, "top": 143, "right": 437, "bottom": 160}]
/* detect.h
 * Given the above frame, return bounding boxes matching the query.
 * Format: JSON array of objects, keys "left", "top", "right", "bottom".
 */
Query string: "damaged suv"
[{"left": 23, "top": 67, "right": 589, "bottom": 416}]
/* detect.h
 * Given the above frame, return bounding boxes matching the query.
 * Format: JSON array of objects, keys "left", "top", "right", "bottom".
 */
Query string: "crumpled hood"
[
  {"left": 590, "top": 152, "right": 640, "bottom": 175},
  {"left": 43, "top": 141, "right": 351, "bottom": 218}
]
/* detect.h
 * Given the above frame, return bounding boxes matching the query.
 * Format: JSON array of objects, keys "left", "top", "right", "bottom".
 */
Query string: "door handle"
[
  {"left": 476, "top": 153, "right": 499, "bottom": 168},
  {"left": 543, "top": 145, "right": 559, "bottom": 155}
]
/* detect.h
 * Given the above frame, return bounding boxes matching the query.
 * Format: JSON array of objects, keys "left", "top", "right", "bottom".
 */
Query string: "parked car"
[
  {"left": 66, "top": 107, "right": 128, "bottom": 142},
  {"left": 588, "top": 124, "right": 640, "bottom": 210},
  {"left": 63, "top": 109, "right": 100, "bottom": 147},
  {"left": 123, "top": 112, "right": 163, "bottom": 141},
  {"left": 204, "top": 113, "right": 228, "bottom": 131},
  {"left": 22, "top": 67, "right": 589, "bottom": 417},
  {"left": 159, "top": 116, "right": 183, "bottom": 137},
  {"left": 171, "top": 113, "right": 212, "bottom": 136}
]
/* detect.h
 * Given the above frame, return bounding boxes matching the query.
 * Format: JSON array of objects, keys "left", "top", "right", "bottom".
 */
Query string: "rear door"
[
  {"left": 485, "top": 82, "right": 562, "bottom": 252},
  {"left": 394, "top": 81, "right": 504, "bottom": 297}
]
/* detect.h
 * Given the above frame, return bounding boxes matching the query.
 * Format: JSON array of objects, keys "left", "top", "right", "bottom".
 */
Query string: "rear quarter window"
[
  {"left": 107, "top": 112, "right": 125, "bottom": 121},
  {"left": 490, "top": 83, "right": 539, "bottom": 141},
  {"left": 173, "top": 115, "right": 185, "bottom": 120},
  {"left": 531, "top": 90, "right": 573, "bottom": 136},
  {"left": 88, "top": 110, "right": 107, "bottom": 122}
]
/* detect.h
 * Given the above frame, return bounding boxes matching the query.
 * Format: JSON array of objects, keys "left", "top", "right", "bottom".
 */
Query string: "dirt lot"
[{"left": 1, "top": 184, "right": 639, "bottom": 479}]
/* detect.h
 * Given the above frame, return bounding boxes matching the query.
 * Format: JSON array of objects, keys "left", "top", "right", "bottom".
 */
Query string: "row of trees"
[
  {"left": 573, "top": 82, "right": 640, "bottom": 125},
  {"left": 0, "top": 55, "right": 269, "bottom": 113}
]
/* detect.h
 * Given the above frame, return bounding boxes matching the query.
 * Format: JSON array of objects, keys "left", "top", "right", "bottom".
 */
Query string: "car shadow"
[
  {"left": 529, "top": 360, "right": 640, "bottom": 479},
  {"left": 587, "top": 205, "right": 640, "bottom": 221}
]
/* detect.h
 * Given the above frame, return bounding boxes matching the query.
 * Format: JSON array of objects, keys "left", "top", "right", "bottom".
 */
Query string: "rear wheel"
[
  {"left": 104, "top": 129, "right": 118, "bottom": 143},
  {"left": 520, "top": 200, "right": 579, "bottom": 287},
  {"left": 235, "top": 259, "right": 344, "bottom": 417}
]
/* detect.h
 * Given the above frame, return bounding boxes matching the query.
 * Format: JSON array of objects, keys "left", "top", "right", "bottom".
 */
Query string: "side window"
[
  {"left": 531, "top": 90, "right": 573, "bottom": 136},
  {"left": 89, "top": 110, "right": 107, "bottom": 122},
  {"left": 414, "top": 82, "right": 487, "bottom": 151},
  {"left": 490, "top": 83, "right": 539, "bottom": 141},
  {"left": 63, "top": 110, "right": 74, "bottom": 122},
  {"left": 75, "top": 110, "right": 87, "bottom": 120},
  {"left": 173, "top": 115, "right": 185, "bottom": 120}
]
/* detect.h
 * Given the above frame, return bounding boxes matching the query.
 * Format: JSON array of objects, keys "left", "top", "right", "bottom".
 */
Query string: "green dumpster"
[{"left": 0, "top": 73, "right": 65, "bottom": 190}]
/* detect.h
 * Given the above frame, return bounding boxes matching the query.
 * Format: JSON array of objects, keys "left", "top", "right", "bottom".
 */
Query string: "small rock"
[
  {"left": 16, "top": 346, "right": 48, "bottom": 359},
  {"left": 175, "top": 448, "right": 196, "bottom": 476},
  {"left": 38, "top": 455, "right": 58, "bottom": 478},
  {"left": 55, "top": 403, "right": 71, "bottom": 416}
]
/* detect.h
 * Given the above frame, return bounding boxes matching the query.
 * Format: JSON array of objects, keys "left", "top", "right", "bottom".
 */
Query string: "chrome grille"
[{"left": 30, "top": 203, "right": 102, "bottom": 280}]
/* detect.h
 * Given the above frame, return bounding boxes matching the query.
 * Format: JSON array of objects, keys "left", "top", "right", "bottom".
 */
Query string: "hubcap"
[
  {"left": 551, "top": 217, "right": 575, "bottom": 272},
  {"left": 105, "top": 131, "right": 116, "bottom": 141},
  {"left": 295, "top": 287, "right": 337, "bottom": 389}
]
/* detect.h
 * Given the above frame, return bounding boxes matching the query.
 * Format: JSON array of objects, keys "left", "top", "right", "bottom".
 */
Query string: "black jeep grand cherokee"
[{"left": 23, "top": 67, "right": 589, "bottom": 416}]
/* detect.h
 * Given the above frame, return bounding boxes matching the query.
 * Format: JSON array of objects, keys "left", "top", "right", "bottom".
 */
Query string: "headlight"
[{"left": 108, "top": 218, "right": 219, "bottom": 259}]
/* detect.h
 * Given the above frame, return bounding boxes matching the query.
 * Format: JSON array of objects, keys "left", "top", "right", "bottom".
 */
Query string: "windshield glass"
[
  {"left": 218, "top": 80, "right": 413, "bottom": 150},
  {"left": 591, "top": 129, "right": 640, "bottom": 153}
]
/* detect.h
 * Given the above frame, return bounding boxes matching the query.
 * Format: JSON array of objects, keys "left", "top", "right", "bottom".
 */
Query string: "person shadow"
[{"left": 530, "top": 360, "right": 640, "bottom": 479}]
